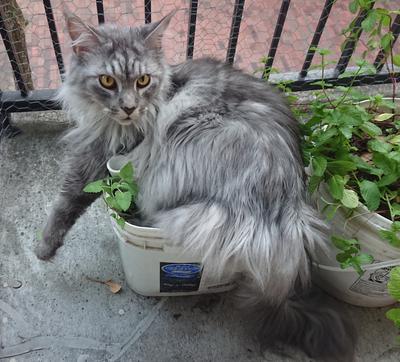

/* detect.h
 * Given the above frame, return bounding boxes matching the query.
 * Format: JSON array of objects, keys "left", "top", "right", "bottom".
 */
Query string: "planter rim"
[
  {"left": 124, "top": 219, "right": 160, "bottom": 232},
  {"left": 312, "top": 257, "right": 400, "bottom": 272}
]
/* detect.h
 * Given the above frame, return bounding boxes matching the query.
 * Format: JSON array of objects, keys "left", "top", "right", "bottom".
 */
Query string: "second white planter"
[{"left": 312, "top": 186, "right": 400, "bottom": 307}]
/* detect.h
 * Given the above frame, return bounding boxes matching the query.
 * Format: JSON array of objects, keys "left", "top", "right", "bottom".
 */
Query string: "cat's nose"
[{"left": 122, "top": 106, "right": 136, "bottom": 115}]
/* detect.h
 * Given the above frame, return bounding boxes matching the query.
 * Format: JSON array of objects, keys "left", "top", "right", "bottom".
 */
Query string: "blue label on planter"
[{"left": 160, "top": 262, "right": 202, "bottom": 292}]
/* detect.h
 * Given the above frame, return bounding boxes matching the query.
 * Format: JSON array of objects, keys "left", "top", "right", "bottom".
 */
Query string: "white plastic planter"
[
  {"left": 312, "top": 186, "right": 400, "bottom": 307},
  {"left": 106, "top": 156, "right": 236, "bottom": 297}
]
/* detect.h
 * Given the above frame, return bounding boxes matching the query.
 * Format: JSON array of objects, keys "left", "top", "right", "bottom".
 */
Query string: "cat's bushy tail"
[
  {"left": 244, "top": 285, "right": 357, "bottom": 362},
  {"left": 152, "top": 201, "right": 356, "bottom": 360}
]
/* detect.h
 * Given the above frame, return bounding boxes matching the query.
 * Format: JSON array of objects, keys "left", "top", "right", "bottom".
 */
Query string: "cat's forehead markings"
[
  {"left": 132, "top": 60, "right": 140, "bottom": 76},
  {"left": 128, "top": 57, "right": 135, "bottom": 73},
  {"left": 105, "top": 63, "right": 114, "bottom": 76}
]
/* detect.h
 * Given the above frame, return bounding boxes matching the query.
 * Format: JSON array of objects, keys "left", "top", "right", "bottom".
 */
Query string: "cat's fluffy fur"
[{"left": 35, "top": 12, "right": 356, "bottom": 360}]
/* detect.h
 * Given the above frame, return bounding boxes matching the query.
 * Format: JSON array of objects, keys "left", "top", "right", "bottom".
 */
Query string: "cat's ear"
[
  {"left": 144, "top": 10, "right": 176, "bottom": 50},
  {"left": 64, "top": 11, "right": 100, "bottom": 55}
]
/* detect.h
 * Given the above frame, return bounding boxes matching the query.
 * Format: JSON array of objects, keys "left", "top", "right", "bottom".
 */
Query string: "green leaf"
[
  {"left": 393, "top": 54, "right": 400, "bottom": 67},
  {"left": 389, "top": 135, "right": 400, "bottom": 145},
  {"left": 312, "top": 156, "right": 327, "bottom": 177},
  {"left": 379, "top": 229, "right": 400, "bottom": 247},
  {"left": 388, "top": 151, "right": 400, "bottom": 162},
  {"left": 341, "top": 189, "right": 359, "bottom": 209},
  {"left": 377, "top": 173, "right": 398, "bottom": 187},
  {"left": 83, "top": 180, "right": 104, "bottom": 193},
  {"left": 308, "top": 175, "right": 322, "bottom": 194},
  {"left": 350, "top": 155, "right": 384, "bottom": 177},
  {"left": 105, "top": 196, "right": 122, "bottom": 212},
  {"left": 336, "top": 252, "right": 352, "bottom": 264},
  {"left": 359, "top": 180, "right": 381, "bottom": 211},
  {"left": 358, "top": 0, "right": 371, "bottom": 9},
  {"left": 332, "top": 236, "right": 358, "bottom": 250},
  {"left": 368, "top": 139, "right": 392, "bottom": 153},
  {"left": 328, "top": 175, "right": 345, "bottom": 200},
  {"left": 373, "top": 152, "right": 396, "bottom": 174},
  {"left": 360, "top": 121, "right": 382, "bottom": 136},
  {"left": 349, "top": 260, "right": 364, "bottom": 276},
  {"left": 361, "top": 10, "right": 377, "bottom": 32},
  {"left": 349, "top": 0, "right": 358, "bottom": 13},
  {"left": 386, "top": 308, "right": 400, "bottom": 328},
  {"left": 119, "top": 162, "right": 134, "bottom": 181},
  {"left": 381, "top": 32, "right": 394, "bottom": 50},
  {"left": 388, "top": 267, "right": 400, "bottom": 300},
  {"left": 116, "top": 217, "right": 126, "bottom": 229},
  {"left": 375, "top": 113, "right": 394, "bottom": 121},
  {"left": 315, "top": 48, "right": 332, "bottom": 56},
  {"left": 352, "top": 253, "right": 374, "bottom": 265},
  {"left": 327, "top": 160, "right": 357, "bottom": 175},
  {"left": 324, "top": 204, "right": 341, "bottom": 220},
  {"left": 339, "top": 126, "right": 353, "bottom": 139},
  {"left": 115, "top": 191, "right": 132, "bottom": 212},
  {"left": 392, "top": 204, "right": 400, "bottom": 218},
  {"left": 315, "top": 128, "right": 338, "bottom": 146}
]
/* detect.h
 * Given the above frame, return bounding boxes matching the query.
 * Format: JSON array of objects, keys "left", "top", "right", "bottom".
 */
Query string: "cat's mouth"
[
  {"left": 116, "top": 117, "right": 134, "bottom": 126},
  {"left": 110, "top": 106, "right": 147, "bottom": 126}
]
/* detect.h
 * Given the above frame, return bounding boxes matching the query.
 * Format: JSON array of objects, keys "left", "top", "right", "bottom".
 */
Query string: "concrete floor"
[{"left": 1, "top": 115, "right": 400, "bottom": 361}]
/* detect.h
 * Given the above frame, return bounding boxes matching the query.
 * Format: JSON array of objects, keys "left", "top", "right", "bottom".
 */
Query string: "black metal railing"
[{"left": 1, "top": 0, "right": 400, "bottom": 137}]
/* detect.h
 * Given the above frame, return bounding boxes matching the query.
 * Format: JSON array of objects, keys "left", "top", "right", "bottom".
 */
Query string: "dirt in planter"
[{"left": 119, "top": 206, "right": 153, "bottom": 227}]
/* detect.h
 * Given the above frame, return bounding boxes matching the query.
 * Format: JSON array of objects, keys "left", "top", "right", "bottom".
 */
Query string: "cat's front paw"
[{"left": 34, "top": 236, "right": 63, "bottom": 260}]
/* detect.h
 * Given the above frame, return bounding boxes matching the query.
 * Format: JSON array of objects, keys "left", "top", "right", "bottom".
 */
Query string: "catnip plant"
[{"left": 83, "top": 162, "right": 139, "bottom": 228}]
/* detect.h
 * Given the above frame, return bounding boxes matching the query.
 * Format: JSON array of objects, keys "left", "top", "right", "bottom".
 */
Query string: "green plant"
[
  {"left": 298, "top": 55, "right": 400, "bottom": 272},
  {"left": 387, "top": 266, "right": 400, "bottom": 341},
  {"left": 83, "top": 162, "right": 139, "bottom": 228},
  {"left": 258, "top": 1, "right": 400, "bottom": 275}
]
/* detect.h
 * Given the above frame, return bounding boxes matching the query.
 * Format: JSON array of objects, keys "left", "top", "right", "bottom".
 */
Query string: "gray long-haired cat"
[{"left": 35, "top": 11, "right": 356, "bottom": 360}]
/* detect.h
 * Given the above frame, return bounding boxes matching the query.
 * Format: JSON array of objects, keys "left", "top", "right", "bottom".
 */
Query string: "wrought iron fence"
[{"left": 1, "top": 0, "right": 400, "bottom": 138}]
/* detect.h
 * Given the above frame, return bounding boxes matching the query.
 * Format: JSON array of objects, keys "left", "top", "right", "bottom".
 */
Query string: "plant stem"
[
  {"left": 320, "top": 54, "right": 336, "bottom": 108},
  {"left": 385, "top": 193, "right": 395, "bottom": 221},
  {"left": 336, "top": 65, "right": 364, "bottom": 107}
]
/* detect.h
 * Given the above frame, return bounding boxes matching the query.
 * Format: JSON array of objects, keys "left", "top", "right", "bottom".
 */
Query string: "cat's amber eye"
[
  {"left": 136, "top": 74, "right": 151, "bottom": 88},
  {"left": 99, "top": 75, "right": 117, "bottom": 90}
]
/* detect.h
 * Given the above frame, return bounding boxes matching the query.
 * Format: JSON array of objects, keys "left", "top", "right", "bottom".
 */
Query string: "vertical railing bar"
[
  {"left": 263, "top": 0, "right": 291, "bottom": 80},
  {"left": 299, "top": 0, "right": 335, "bottom": 79},
  {"left": 144, "top": 0, "right": 152, "bottom": 24},
  {"left": 96, "top": 0, "right": 105, "bottom": 24},
  {"left": 226, "top": 0, "right": 245, "bottom": 65},
  {"left": 334, "top": 1, "right": 375, "bottom": 77},
  {"left": 186, "top": 0, "right": 198, "bottom": 59},
  {"left": 42, "top": 0, "right": 65, "bottom": 78},
  {"left": 0, "top": 89, "right": 21, "bottom": 139},
  {"left": 373, "top": 14, "right": 400, "bottom": 72},
  {"left": 0, "top": 12, "right": 28, "bottom": 96}
]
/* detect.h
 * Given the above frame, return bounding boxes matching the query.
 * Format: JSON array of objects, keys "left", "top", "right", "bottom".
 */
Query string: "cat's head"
[{"left": 61, "top": 12, "right": 173, "bottom": 127}]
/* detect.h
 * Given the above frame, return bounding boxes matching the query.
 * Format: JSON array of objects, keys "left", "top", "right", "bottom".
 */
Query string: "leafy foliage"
[
  {"left": 260, "top": 2, "right": 400, "bottom": 278},
  {"left": 332, "top": 236, "right": 374, "bottom": 275},
  {"left": 379, "top": 221, "right": 400, "bottom": 247},
  {"left": 84, "top": 162, "right": 139, "bottom": 228},
  {"left": 387, "top": 267, "right": 400, "bottom": 339}
]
